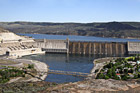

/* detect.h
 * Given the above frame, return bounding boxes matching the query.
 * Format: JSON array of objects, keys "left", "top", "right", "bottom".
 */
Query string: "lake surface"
[
  {"left": 21, "top": 54, "right": 127, "bottom": 83},
  {"left": 21, "top": 54, "right": 95, "bottom": 83},
  {"left": 18, "top": 33, "right": 140, "bottom": 42},
  {"left": 19, "top": 33, "right": 133, "bottom": 83},
  {"left": 21, "top": 54, "right": 94, "bottom": 83}
]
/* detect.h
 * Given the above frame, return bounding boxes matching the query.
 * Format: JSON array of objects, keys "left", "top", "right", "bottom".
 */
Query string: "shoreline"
[
  {"left": 6, "top": 58, "right": 49, "bottom": 83},
  {"left": 29, "top": 59, "right": 48, "bottom": 81}
]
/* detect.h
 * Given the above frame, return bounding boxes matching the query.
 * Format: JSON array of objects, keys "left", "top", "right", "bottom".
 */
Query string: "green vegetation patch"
[
  {"left": 0, "top": 68, "right": 26, "bottom": 83},
  {"left": 27, "top": 64, "right": 34, "bottom": 69},
  {"left": 96, "top": 55, "right": 140, "bottom": 80},
  {"left": 0, "top": 64, "right": 36, "bottom": 84}
]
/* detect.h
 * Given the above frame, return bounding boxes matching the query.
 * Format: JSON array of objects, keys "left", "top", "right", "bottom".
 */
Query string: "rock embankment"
[
  {"left": 45, "top": 79, "right": 140, "bottom": 92},
  {"left": 27, "top": 59, "right": 48, "bottom": 81},
  {"left": 18, "top": 59, "right": 48, "bottom": 82},
  {"left": 5, "top": 58, "right": 48, "bottom": 83}
]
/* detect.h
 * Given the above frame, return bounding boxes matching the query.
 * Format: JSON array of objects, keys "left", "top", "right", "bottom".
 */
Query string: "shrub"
[
  {"left": 124, "top": 69, "right": 128, "bottom": 74},
  {"left": 0, "top": 68, "right": 26, "bottom": 83},
  {"left": 28, "top": 64, "right": 34, "bottom": 69},
  {"left": 138, "top": 73, "right": 140, "bottom": 78},
  {"left": 104, "top": 75, "right": 110, "bottom": 79},
  {"left": 95, "top": 69, "right": 99, "bottom": 73},
  {"left": 114, "top": 74, "right": 120, "bottom": 80},
  {"left": 133, "top": 74, "right": 138, "bottom": 79},
  {"left": 121, "top": 75, "right": 128, "bottom": 80},
  {"left": 107, "top": 69, "right": 112, "bottom": 78},
  {"left": 106, "top": 63, "right": 114, "bottom": 68},
  {"left": 22, "top": 74, "right": 25, "bottom": 77},
  {"left": 96, "top": 73, "right": 104, "bottom": 79},
  {"left": 128, "top": 69, "right": 133, "bottom": 73}
]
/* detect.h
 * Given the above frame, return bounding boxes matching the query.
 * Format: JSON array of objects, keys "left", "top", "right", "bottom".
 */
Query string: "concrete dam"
[
  {"left": 69, "top": 41, "right": 127, "bottom": 55},
  {"left": 28, "top": 39, "right": 140, "bottom": 55}
]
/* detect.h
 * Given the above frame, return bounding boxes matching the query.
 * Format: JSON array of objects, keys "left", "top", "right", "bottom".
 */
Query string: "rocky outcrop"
[{"left": 45, "top": 79, "right": 140, "bottom": 92}]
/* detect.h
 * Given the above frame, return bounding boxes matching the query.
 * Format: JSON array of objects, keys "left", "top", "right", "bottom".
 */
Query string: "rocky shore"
[
  {"left": 4, "top": 58, "right": 49, "bottom": 83},
  {"left": 26, "top": 59, "right": 48, "bottom": 81}
]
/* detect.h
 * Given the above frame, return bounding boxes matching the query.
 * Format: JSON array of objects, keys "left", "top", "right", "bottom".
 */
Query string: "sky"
[{"left": 0, "top": 0, "right": 140, "bottom": 23}]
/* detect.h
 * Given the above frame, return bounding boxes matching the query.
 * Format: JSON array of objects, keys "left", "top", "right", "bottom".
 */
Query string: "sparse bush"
[
  {"left": 121, "top": 75, "right": 128, "bottom": 80},
  {"left": 95, "top": 69, "right": 99, "bottom": 73},
  {"left": 107, "top": 69, "right": 112, "bottom": 78},
  {"left": 96, "top": 73, "right": 104, "bottom": 79},
  {"left": 28, "top": 64, "right": 34, "bottom": 69},
  {"left": 0, "top": 68, "right": 26, "bottom": 83},
  {"left": 133, "top": 74, "right": 138, "bottom": 79},
  {"left": 104, "top": 75, "right": 110, "bottom": 79},
  {"left": 114, "top": 74, "right": 120, "bottom": 80}
]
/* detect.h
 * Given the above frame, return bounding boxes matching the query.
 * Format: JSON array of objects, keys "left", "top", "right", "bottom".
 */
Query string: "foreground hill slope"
[
  {"left": 0, "top": 27, "right": 29, "bottom": 41},
  {"left": 0, "top": 21, "right": 140, "bottom": 38},
  {"left": 0, "top": 27, "right": 9, "bottom": 33}
]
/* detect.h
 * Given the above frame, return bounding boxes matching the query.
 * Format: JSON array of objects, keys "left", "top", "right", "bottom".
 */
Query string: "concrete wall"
[
  {"left": 36, "top": 39, "right": 67, "bottom": 49},
  {"left": 32, "top": 39, "right": 69, "bottom": 53},
  {"left": 128, "top": 42, "right": 140, "bottom": 54},
  {"left": 8, "top": 48, "right": 45, "bottom": 58}
]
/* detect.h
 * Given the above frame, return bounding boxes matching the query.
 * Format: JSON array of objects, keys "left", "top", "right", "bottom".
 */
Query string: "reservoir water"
[
  {"left": 19, "top": 34, "right": 140, "bottom": 83},
  {"left": 18, "top": 33, "right": 140, "bottom": 42},
  {"left": 21, "top": 54, "right": 94, "bottom": 83},
  {"left": 21, "top": 54, "right": 125, "bottom": 83}
]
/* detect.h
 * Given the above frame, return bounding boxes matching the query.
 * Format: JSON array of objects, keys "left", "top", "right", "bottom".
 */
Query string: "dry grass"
[{"left": 0, "top": 59, "right": 18, "bottom": 65}]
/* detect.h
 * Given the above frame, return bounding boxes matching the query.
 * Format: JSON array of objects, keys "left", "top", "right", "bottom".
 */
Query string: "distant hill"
[
  {"left": 96, "top": 22, "right": 137, "bottom": 30},
  {"left": 0, "top": 21, "right": 140, "bottom": 39}
]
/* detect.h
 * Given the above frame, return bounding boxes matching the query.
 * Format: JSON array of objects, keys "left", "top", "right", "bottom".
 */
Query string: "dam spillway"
[{"left": 69, "top": 41, "right": 127, "bottom": 55}]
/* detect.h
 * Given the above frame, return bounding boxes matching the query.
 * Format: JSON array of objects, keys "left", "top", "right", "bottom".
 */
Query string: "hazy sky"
[{"left": 0, "top": 0, "right": 140, "bottom": 23}]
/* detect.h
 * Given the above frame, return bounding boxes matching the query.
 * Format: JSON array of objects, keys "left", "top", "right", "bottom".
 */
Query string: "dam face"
[
  {"left": 31, "top": 39, "right": 131, "bottom": 55},
  {"left": 22, "top": 39, "right": 140, "bottom": 55},
  {"left": 69, "top": 42, "right": 127, "bottom": 55}
]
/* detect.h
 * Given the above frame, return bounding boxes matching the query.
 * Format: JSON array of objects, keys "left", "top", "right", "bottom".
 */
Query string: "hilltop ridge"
[{"left": 0, "top": 21, "right": 140, "bottom": 38}]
